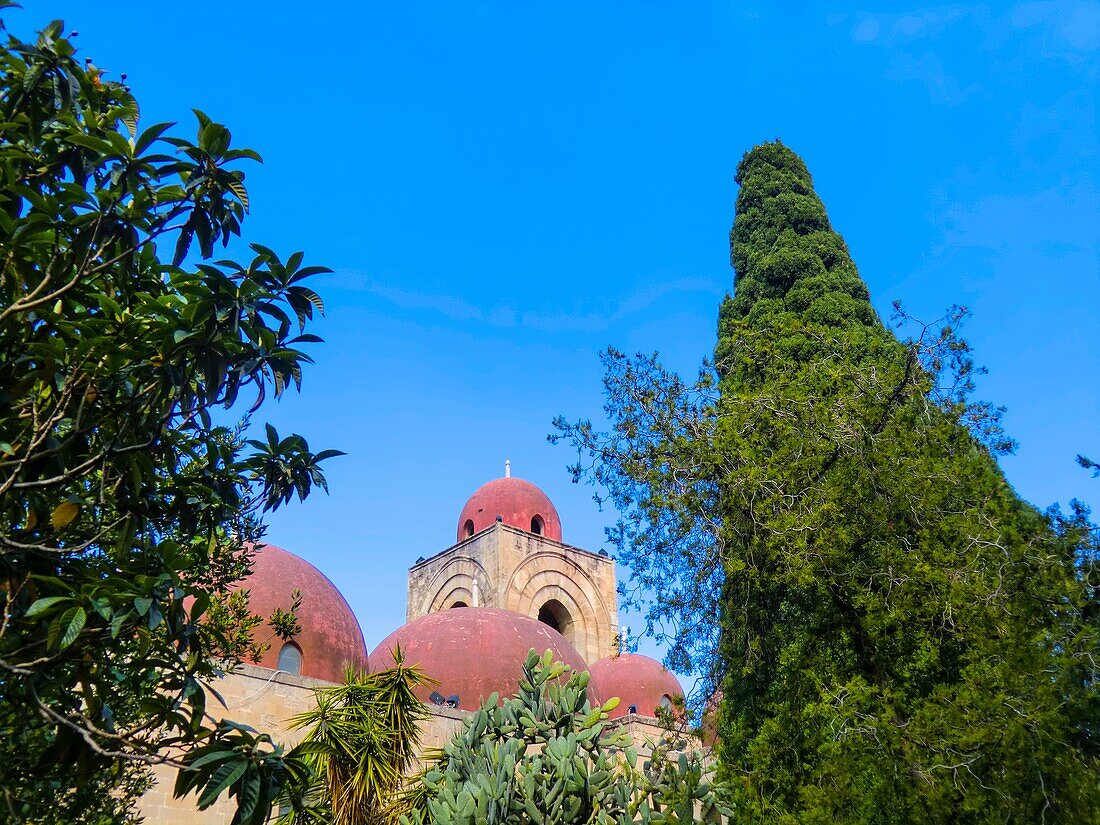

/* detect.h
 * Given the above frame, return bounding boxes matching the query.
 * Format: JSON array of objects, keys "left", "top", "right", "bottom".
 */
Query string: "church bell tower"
[{"left": 405, "top": 465, "right": 619, "bottom": 664}]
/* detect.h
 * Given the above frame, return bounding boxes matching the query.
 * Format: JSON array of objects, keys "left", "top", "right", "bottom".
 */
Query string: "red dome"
[
  {"left": 457, "top": 476, "right": 562, "bottom": 542},
  {"left": 239, "top": 543, "right": 368, "bottom": 682},
  {"left": 587, "top": 653, "right": 683, "bottom": 719},
  {"left": 368, "top": 607, "right": 591, "bottom": 711}
]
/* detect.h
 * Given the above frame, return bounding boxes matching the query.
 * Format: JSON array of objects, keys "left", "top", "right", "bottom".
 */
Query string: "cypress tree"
[
  {"left": 718, "top": 141, "right": 878, "bottom": 359},
  {"left": 711, "top": 141, "right": 1099, "bottom": 823}
]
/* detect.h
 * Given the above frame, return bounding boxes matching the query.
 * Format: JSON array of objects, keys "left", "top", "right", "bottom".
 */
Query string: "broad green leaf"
[
  {"left": 24, "top": 596, "right": 71, "bottom": 617},
  {"left": 57, "top": 606, "right": 86, "bottom": 650}
]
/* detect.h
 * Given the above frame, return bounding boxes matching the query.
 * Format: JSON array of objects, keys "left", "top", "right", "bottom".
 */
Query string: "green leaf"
[
  {"left": 24, "top": 596, "right": 71, "bottom": 617},
  {"left": 66, "top": 133, "right": 115, "bottom": 156},
  {"left": 227, "top": 178, "right": 249, "bottom": 211},
  {"left": 110, "top": 610, "right": 129, "bottom": 639},
  {"left": 57, "top": 606, "right": 86, "bottom": 650},
  {"left": 197, "top": 759, "right": 248, "bottom": 809},
  {"left": 134, "top": 121, "right": 175, "bottom": 155},
  {"left": 234, "top": 768, "right": 261, "bottom": 821},
  {"left": 46, "top": 606, "right": 87, "bottom": 651}
]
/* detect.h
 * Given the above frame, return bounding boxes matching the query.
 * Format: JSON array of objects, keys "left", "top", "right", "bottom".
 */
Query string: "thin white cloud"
[
  {"left": 885, "top": 51, "right": 981, "bottom": 105},
  {"left": 1012, "top": 1, "right": 1100, "bottom": 50},
  {"left": 934, "top": 184, "right": 1100, "bottom": 256},
  {"left": 325, "top": 270, "right": 722, "bottom": 334},
  {"left": 851, "top": 6, "right": 968, "bottom": 45},
  {"left": 853, "top": 17, "right": 881, "bottom": 43},
  {"left": 611, "top": 277, "right": 722, "bottom": 321},
  {"left": 849, "top": 2, "right": 1097, "bottom": 104},
  {"left": 364, "top": 282, "right": 484, "bottom": 323}
]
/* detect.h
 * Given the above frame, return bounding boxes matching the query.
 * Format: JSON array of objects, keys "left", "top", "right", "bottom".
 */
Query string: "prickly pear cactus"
[{"left": 401, "top": 650, "right": 731, "bottom": 824}]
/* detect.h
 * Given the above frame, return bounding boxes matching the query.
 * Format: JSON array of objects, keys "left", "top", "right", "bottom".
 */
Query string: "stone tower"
[{"left": 406, "top": 468, "right": 619, "bottom": 664}]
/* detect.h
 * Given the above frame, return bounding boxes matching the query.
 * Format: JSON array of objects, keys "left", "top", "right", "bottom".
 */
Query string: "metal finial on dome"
[{"left": 505, "top": 459, "right": 511, "bottom": 478}]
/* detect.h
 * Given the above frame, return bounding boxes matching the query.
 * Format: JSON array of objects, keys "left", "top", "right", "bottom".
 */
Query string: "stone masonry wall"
[
  {"left": 138, "top": 665, "right": 468, "bottom": 824},
  {"left": 406, "top": 522, "right": 619, "bottom": 663}
]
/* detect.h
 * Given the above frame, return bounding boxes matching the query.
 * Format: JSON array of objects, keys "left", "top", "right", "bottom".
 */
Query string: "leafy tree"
[
  {"left": 174, "top": 720, "right": 315, "bottom": 825},
  {"left": 0, "top": 12, "right": 340, "bottom": 823},
  {"left": 555, "top": 141, "right": 1099, "bottom": 822},
  {"left": 403, "top": 650, "right": 731, "bottom": 825}
]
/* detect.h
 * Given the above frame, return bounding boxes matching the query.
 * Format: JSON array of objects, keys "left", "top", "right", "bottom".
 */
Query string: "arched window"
[
  {"left": 660, "top": 694, "right": 673, "bottom": 709},
  {"left": 277, "top": 642, "right": 302, "bottom": 676},
  {"left": 463, "top": 519, "right": 475, "bottom": 538},
  {"left": 530, "top": 514, "right": 544, "bottom": 535},
  {"left": 537, "top": 599, "right": 572, "bottom": 642},
  {"left": 538, "top": 604, "right": 560, "bottom": 632},
  {"left": 450, "top": 601, "right": 468, "bottom": 609}
]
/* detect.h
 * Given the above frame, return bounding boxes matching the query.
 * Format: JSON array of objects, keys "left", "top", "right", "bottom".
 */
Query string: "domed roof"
[
  {"left": 368, "top": 607, "right": 591, "bottom": 711},
  {"left": 457, "top": 475, "right": 562, "bottom": 543},
  {"left": 587, "top": 653, "right": 683, "bottom": 719},
  {"left": 240, "top": 542, "right": 368, "bottom": 682}
]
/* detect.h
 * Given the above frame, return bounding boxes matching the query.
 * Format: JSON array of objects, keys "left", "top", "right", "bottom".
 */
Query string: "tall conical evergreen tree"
[
  {"left": 717, "top": 141, "right": 888, "bottom": 370},
  {"left": 710, "top": 142, "right": 1099, "bottom": 823}
]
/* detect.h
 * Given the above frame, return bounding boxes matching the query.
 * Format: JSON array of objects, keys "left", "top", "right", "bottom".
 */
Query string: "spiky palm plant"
[{"left": 280, "top": 649, "right": 432, "bottom": 825}]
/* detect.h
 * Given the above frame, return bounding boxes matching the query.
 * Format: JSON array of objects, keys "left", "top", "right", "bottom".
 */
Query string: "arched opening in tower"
[
  {"left": 530, "top": 514, "right": 544, "bottom": 535},
  {"left": 463, "top": 519, "right": 475, "bottom": 538},
  {"left": 537, "top": 598, "right": 573, "bottom": 644}
]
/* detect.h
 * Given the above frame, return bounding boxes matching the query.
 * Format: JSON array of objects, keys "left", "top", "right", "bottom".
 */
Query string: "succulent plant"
[{"left": 402, "top": 650, "right": 731, "bottom": 824}]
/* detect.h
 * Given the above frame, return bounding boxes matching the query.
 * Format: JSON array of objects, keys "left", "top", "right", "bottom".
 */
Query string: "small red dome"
[
  {"left": 239, "top": 543, "right": 368, "bottom": 682},
  {"left": 457, "top": 476, "right": 562, "bottom": 542},
  {"left": 368, "top": 607, "right": 592, "bottom": 711},
  {"left": 587, "top": 653, "right": 683, "bottom": 719}
]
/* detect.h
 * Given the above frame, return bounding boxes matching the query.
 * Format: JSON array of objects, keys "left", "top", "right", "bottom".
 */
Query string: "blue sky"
[{"left": 16, "top": 3, "right": 1098, "bottom": 678}]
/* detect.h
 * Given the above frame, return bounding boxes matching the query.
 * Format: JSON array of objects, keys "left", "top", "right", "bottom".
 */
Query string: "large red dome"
[
  {"left": 368, "top": 607, "right": 592, "bottom": 711},
  {"left": 457, "top": 476, "right": 562, "bottom": 542},
  {"left": 239, "top": 543, "right": 368, "bottom": 682},
  {"left": 587, "top": 653, "right": 683, "bottom": 719}
]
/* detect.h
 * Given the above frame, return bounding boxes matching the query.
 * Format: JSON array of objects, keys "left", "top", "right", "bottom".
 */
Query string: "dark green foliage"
[
  {"left": 0, "top": 13, "right": 339, "bottom": 822},
  {"left": 403, "top": 650, "right": 731, "bottom": 824},
  {"left": 713, "top": 143, "right": 1097, "bottom": 821},
  {"left": 0, "top": 715, "right": 153, "bottom": 823},
  {"left": 556, "top": 141, "right": 1099, "bottom": 823},
  {"left": 719, "top": 142, "right": 879, "bottom": 368},
  {"left": 175, "top": 721, "right": 313, "bottom": 825}
]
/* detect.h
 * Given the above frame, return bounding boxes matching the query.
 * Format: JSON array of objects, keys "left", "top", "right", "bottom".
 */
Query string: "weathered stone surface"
[{"left": 408, "top": 522, "right": 619, "bottom": 663}]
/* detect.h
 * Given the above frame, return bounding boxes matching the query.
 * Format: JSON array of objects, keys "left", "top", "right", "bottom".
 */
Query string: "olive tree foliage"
[
  {"left": 0, "top": 13, "right": 340, "bottom": 823},
  {"left": 403, "top": 650, "right": 731, "bottom": 825},
  {"left": 554, "top": 142, "right": 1099, "bottom": 822}
]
